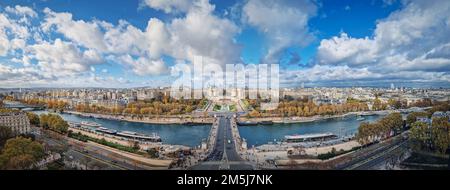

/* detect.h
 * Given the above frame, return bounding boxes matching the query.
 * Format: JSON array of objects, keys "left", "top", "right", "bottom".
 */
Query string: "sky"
[{"left": 0, "top": 0, "right": 449, "bottom": 88}]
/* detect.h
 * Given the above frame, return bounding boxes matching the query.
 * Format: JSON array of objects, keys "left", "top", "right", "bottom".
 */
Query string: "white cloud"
[
  {"left": 243, "top": 0, "right": 317, "bottom": 63},
  {"left": 317, "top": 32, "right": 377, "bottom": 66},
  {"left": 0, "top": 10, "right": 33, "bottom": 56},
  {"left": 145, "top": 18, "right": 170, "bottom": 59},
  {"left": 281, "top": 64, "right": 449, "bottom": 86},
  {"left": 137, "top": 0, "right": 241, "bottom": 67},
  {"left": 315, "top": 0, "right": 450, "bottom": 84},
  {"left": 115, "top": 54, "right": 167, "bottom": 76},
  {"left": 103, "top": 20, "right": 148, "bottom": 55},
  {"left": 28, "top": 39, "right": 103, "bottom": 77},
  {"left": 5, "top": 5, "right": 38, "bottom": 18},
  {"left": 42, "top": 8, "right": 107, "bottom": 51},
  {"left": 167, "top": 0, "right": 241, "bottom": 66},
  {"left": 141, "top": 0, "right": 194, "bottom": 14}
]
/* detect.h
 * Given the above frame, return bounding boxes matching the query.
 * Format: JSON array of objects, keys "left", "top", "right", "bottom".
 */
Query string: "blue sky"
[{"left": 0, "top": 0, "right": 449, "bottom": 88}]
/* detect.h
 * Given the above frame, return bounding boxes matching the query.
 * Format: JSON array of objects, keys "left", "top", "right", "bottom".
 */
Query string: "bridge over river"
[
  {"left": 2, "top": 101, "right": 45, "bottom": 110},
  {"left": 191, "top": 113, "right": 254, "bottom": 170}
]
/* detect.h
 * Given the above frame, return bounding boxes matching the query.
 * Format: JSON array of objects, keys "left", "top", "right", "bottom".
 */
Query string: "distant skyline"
[{"left": 0, "top": 0, "right": 449, "bottom": 88}]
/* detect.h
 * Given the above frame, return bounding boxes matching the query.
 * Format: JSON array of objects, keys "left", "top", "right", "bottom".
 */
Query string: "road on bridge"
[{"left": 192, "top": 114, "right": 253, "bottom": 170}]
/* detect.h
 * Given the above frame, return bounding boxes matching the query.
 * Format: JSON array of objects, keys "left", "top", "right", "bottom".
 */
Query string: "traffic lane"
[
  {"left": 65, "top": 149, "right": 123, "bottom": 170},
  {"left": 69, "top": 143, "right": 136, "bottom": 170},
  {"left": 353, "top": 141, "right": 408, "bottom": 170},
  {"left": 207, "top": 117, "right": 226, "bottom": 161},
  {"left": 69, "top": 140, "right": 152, "bottom": 170},
  {"left": 341, "top": 137, "right": 406, "bottom": 170},
  {"left": 224, "top": 118, "right": 243, "bottom": 161}
]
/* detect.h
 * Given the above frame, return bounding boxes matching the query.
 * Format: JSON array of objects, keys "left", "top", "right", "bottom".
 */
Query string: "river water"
[
  {"left": 33, "top": 111, "right": 211, "bottom": 147},
  {"left": 33, "top": 110, "right": 384, "bottom": 147},
  {"left": 238, "top": 114, "right": 384, "bottom": 146}
]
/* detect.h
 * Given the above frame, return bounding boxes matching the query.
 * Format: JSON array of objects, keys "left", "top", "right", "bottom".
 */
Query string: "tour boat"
[
  {"left": 80, "top": 121, "right": 102, "bottom": 128},
  {"left": 284, "top": 132, "right": 337, "bottom": 143},
  {"left": 237, "top": 121, "right": 258, "bottom": 126},
  {"left": 356, "top": 116, "right": 365, "bottom": 121},
  {"left": 116, "top": 131, "right": 162, "bottom": 142}
]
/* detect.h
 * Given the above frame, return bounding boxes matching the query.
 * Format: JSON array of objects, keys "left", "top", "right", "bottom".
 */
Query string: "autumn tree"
[
  {"left": 409, "top": 122, "right": 430, "bottom": 151},
  {"left": 0, "top": 126, "right": 14, "bottom": 148},
  {"left": 406, "top": 112, "right": 429, "bottom": 126},
  {"left": 26, "top": 112, "right": 40, "bottom": 126},
  {"left": 431, "top": 117, "right": 450, "bottom": 154},
  {"left": 0, "top": 137, "right": 45, "bottom": 169}
]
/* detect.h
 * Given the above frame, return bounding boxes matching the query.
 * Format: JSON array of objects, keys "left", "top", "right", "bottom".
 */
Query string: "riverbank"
[
  {"left": 63, "top": 109, "right": 391, "bottom": 126},
  {"left": 239, "top": 110, "right": 396, "bottom": 124},
  {"left": 64, "top": 111, "right": 214, "bottom": 125},
  {"left": 69, "top": 127, "right": 191, "bottom": 157}
]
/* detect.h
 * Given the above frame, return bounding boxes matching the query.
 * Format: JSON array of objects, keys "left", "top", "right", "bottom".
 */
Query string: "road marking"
[
  {"left": 346, "top": 140, "right": 407, "bottom": 170},
  {"left": 72, "top": 149, "right": 129, "bottom": 170}
]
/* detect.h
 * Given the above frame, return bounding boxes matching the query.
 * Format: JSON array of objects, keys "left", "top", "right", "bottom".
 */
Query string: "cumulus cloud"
[
  {"left": 116, "top": 54, "right": 168, "bottom": 76},
  {"left": 242, "top": 0, "right": 317, "bottom": 63},
  {"left": 145, "top": 18, "right": 170, "bottom": 59},
  {"left": 317, "top": 32, "right": 377, "bottom": 66},
  {"left": 5, "top": 5, "right": 38, "bottom": 18},
  {"left": 167, "top": 0, "right": 241, "bottom": 66},
  {"left": 28, "top": 39, "right": 103, "bottom": 77},
  {"left": 41, "top": 8, "right": 107, "bottom": 52},
  {"left": 1, "top": 1, "right": 449, "bottom": 88},
  {"left": 313, "top": 0, "right": 450, "bottom": 84},
  {"left": 140, "top": 0, "right": 194, "bottom": 14},
  {"left": 103, "top": 20, "right": 148, "bottom": 55},
  {"left": 282, "top": 64, "right": 450, "bottom": 87},
  {"left": 0, "top": 12, "right": 32, "bottom": 56}
]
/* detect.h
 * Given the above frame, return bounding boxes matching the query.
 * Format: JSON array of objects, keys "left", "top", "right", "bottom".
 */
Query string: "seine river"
[
  {"left": 33, "top": 111, "right": 211, "bottom": 147},
  {"left": 33, "top": 110, "right": 384, "bottom": 147},
  {"left": 238, "top": 114, "right": 384, "bottom": 146}
]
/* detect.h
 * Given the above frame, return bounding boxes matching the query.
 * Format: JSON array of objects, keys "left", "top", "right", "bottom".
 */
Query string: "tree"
[
  {"left": 38, "top": 114, "right": 69, "bottom": 134},
  {"left": 431, "top": 117, "right": 450, "bottom": 154},
  {"left": 406, "top": 112, "right": 429, "bottom": 126},
  {"left": 0, "top": 126, "right": 14, "bottom": 148},
  {"left": 409, "top": 122, "right": 430, "bottom": 151},
  {"left": 26, "top": 112, "right": 40, "bottom": 126},
  {"left": 0, "top": 137, "right": 45, "bottom": 169},
  {"left": 379, "top": 112, "right": 403, "bottom": 135},
  {"left": 373, "top": 97, "right": 382, "bottom": 111},
  {"left": 357, "top": 122, "right": 371, "bottom": 145}
]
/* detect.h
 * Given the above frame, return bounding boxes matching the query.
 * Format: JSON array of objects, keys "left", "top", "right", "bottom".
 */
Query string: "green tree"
[
  {"left": 406, "top": 112, "right": 429, "bottom": 126},
  {"left": 409, "top": 122, "right": 430, "bottom": 151},
  {"left": 380, "top": 112, "right": 403, "bottom": 135},
  {"left": 26, "top": 112, "right": 40, "bottom": 126},
  {"left": 38, "top": 114, "right": 69, "bottom": 134},
  {"left": 0, "top": 137, "right": 45, "bottom": 169},
  {"left": 431, "top": 117, "right": 450, "bottom": 154},
  {"left": 357, "top": 122, "right": 371, "bottom": 145},
  {"left": 0, "top": 126, "right": 14, "bottom": 148}
]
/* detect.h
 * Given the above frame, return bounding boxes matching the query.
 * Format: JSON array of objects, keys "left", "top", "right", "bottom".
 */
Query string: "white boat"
[
  {"left": 95, "top": 127, "right": 117, "bottom": 134},
  {"left": 80, "top": 121, "right": 102, "bottom": 128},
  {"left": 284, "top": 132, "right": 337, "bottom": 143},
  {"left": 356, "top": 116, "right": 365, "bottom": 121},
  {"left": 116, "top": 131, "right": 162, "bottom": 142}
]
